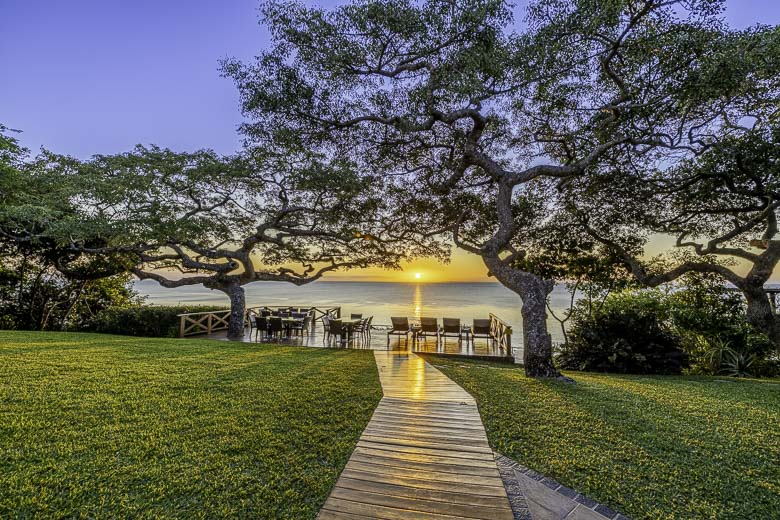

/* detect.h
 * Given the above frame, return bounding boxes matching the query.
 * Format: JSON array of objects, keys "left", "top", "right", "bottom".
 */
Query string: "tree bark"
[
  {"left": 483, "top": 256, "right": 565, "bottom": 378},
  {"left": 518, "top": 277, "right": 562, "bottom": 378},
  {"left": 744, "top": 287, "right": 780, "bottom": 347},
  {"left": 227, "top": 284, "right": 246, "bottom": 340}
]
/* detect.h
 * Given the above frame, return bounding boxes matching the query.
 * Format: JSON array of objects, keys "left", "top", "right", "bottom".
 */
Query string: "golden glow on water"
[{"left": 413, "top": 284, "right": 422, "bottom": 318}]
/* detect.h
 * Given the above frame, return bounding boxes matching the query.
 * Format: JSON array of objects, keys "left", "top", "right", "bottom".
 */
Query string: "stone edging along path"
[{"left": 318, "top": 350, "right": 514, "bottom": 519}]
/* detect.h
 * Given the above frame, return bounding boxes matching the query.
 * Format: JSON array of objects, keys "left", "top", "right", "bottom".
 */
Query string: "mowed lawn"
[
  {"left": 425, "top": 356, "right": 780, "bottom": 520},
  {"left": 0, "top": 331, "right": 381, "bottom": 519}
]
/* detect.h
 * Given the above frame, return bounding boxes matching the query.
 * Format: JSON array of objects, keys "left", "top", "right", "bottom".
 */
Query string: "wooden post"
[
  {"left": 179, "top": 316, "right": 185, "bottom": 338},
  {"left": 207, "top": 313, "right": 213, "bottom": 334}
]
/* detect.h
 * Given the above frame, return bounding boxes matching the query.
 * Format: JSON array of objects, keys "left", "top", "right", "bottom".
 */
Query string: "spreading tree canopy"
[
  {"left": 6, "top": 144, "right": 441, "bottom": 339},
  {"left": 223, "top": 0, "right": 745, "bottom": 376}
]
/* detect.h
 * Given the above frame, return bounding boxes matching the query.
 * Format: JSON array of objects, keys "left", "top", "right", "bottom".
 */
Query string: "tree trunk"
[
  {"left": 226, "top": 284, "right": 246, "bottom": 341},
  {"left": 744, "top": 287, "right": 780, "bottom": 347},
  {"left": 483, "top": 256, "right": 565, "bottom": 378},
  {"left": 519, "top": 277, "right": 562, "bottom": 378}
]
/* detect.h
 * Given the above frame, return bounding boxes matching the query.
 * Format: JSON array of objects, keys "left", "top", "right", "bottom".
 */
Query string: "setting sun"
[{"left": 415, "top": 272, "right": 422, "bottom": 279}]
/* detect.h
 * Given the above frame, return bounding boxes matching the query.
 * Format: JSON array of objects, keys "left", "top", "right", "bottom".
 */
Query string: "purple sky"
[{"left": 2, "top": 0, "right": 779, "bottom": 159}]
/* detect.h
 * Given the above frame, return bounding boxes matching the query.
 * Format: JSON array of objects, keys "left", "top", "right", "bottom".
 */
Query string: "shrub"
[
  {"left": 559, "top": 272, "right": 780, "bottom": 377},
  {"left": 558, "top": 294, "right": 689, "bottom": 374},
  {"left": 83, "top": 305, "right": 228, "bottom": 338}
]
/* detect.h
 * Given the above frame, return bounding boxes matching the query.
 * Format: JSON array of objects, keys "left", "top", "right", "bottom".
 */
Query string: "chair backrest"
[
  {"left": 366, "top": 316, "right": 373, "bottom": 328},
  {"left": 249, "top": 314, "right": 257, "bottom": 327},
  {"left": 268, "top": 317, "right": 283, "bottom": 332},
  {"left": 472, "top": 319, "right": 491, "bottom": 335},
  {"left": 329, "top": 319, "right": 344, "bottom": 335},
  {"left": 280, "top": 312, "right": 291, "bottom": 318},
  {"left": 390, "top": 317, "right": 409, "bottom": 332},
  {"left": 350, "top": 313, "right": 362, "bottom": 320},
  {"left": 260, "top": 309, "right": 271, "bottom": 317},
  {"left": 420, "top": 317, "right": 438, "bottom": 332},
  {"left": 291, "top": 312, "right": 306, "bottom": 319},
  {"left": 442, "top": 318, "right": 460, "bottom": 333},
  {"left": 257, "top": 316, "right": 268, "bottom": 330}
]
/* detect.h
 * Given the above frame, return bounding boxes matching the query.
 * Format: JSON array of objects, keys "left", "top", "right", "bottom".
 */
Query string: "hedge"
[{"left": 83, "top": 305, "right": 228, "bottom": 338}]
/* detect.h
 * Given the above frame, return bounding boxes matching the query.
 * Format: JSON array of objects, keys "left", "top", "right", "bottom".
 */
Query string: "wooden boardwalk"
[{"left": 318, "top": 351, "right": 513, "bottom": 519}]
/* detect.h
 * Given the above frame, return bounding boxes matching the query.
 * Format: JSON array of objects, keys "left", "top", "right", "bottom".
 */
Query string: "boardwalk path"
[{"left": 318, "top": 351, "right": 514, "bottom": 519}]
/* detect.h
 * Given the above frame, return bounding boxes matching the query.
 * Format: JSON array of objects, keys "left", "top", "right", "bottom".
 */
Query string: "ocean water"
[{"left": 133, "top": 280, "right": 577, "bottom": 344}]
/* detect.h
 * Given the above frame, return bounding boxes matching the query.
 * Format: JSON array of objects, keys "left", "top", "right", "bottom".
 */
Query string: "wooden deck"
[
  {"left": 318, "top": 351, "right": 514, "bottom": 519},
  {"left": 205, "top": 325, "right": 519, "bottom": 361}
]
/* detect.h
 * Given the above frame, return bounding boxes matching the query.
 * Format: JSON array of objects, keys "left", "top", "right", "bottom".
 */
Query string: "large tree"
[
  {"left": 224, "top": 0, "right": 738, "bottom": 376},
  {"left": 16, "top": 145, "right": 438, "bottom": 339},
  {"left": 557, "top": 21, "right": 780, "bottom": 346}
]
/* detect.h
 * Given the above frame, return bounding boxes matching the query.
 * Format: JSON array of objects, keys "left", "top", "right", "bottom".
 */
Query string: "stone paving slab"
[{"left": 494, "top": 454, "right": 630, "bottom": 520}]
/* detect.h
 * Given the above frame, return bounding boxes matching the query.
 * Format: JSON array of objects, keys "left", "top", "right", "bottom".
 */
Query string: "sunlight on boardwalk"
[{"left": 318, "top": 351, "right": 513, "bottom": 519}]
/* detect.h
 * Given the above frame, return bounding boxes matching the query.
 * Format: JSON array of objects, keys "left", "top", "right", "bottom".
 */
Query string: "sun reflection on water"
[{"left": 413, "top": 284, "right": 422, "bottom": 318}]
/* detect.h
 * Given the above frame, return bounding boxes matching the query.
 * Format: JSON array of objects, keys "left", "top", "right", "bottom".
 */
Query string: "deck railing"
[
  {"left": 245, "top": 305, "right": 341, "bottom": 324},
  {"left": 177, "top": 310, "right": 232, "bottom": 337},
  {"left": 177, "top": 306, "right": 342, "bottom": 338},
  {"left": 489, "top": 313, "right": 513, "bottom": 357}
]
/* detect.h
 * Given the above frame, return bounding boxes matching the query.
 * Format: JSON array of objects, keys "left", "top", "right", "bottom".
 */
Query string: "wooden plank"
[
  {"left": 336, "top": 477, "right": 508, "bottom": 508},
  {"left": 359, "top": 434, "right": 494, "bottom": 454},
  {"left": 321, "top": 497, "right": 471, "bottom": 520},
  {"left": 328, "top": 487, "right": 514, "bottom": 520},
  {"left": 339, "top": 469, "right": 507, "bottom": 497},
  {"left": 344, "top": 460, "right": 501, "bottom": 487},
  {"left": 348, "top": 453, "right": 501, "bottom": 478},
  {"left": 351, "top": 446, "right": 498, "bottom": 469}
]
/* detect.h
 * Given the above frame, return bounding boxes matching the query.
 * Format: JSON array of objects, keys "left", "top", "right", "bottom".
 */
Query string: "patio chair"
[
  {"left": 363, "top": 316, "right": 373, "bottom": 344},
  {"left": 255, "top": 316, "right": 269, "bottom": 342},
  {"left": 471, "top": 319, "right": 492, "bottom": 349},
  {"left": 267, "top": 316, "right": 286, "bottom": 341},
  {"left": 441, "top": 318, "right": 463, "bottom": 346},
  {"left": 387, "top": 317, "right": 411, "bottom": 347},
  {"left": 417, "top": 317, "right": 440, "bottom": 346},
  {"left": 289, "top": 315, "right": 308, "bottom": 336},
  {"left": 248, "top": 312, "right": 256, "bottom": 338},
  {"left": 322, "top": 315, "right": 331, "bottom": 343},
  {"left": 328, "top": 319, "right": 348, "bottom": 347}
]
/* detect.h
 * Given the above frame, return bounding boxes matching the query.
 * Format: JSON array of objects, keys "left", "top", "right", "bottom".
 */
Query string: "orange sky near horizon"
[{"left": 322, "top": 234, "right": 771, "bottom": 283}]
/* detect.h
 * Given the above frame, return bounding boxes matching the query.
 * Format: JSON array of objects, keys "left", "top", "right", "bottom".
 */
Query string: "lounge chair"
[
  {"left": 470, "top": 319, "right": 492, "bottom": 349},
  {"left": 441, "top": 318, "right": 463, "bottom": 345},
  {"left": 417, "top": 317, "right": 440, "bottom": 346},
  {"left": 387, "top": 317, "right": 411, "bottom": 347}
]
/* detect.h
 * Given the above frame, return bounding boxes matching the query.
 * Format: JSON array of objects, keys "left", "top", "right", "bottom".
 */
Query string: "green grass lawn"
[
  {"left": 0, "top": 331, "right": 381, "bottom": 519},
  {"left": 424, "top": 356, "right": 780, "bottom": 520}
]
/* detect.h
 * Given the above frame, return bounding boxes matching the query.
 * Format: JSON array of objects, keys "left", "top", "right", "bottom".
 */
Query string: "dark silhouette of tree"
[{"left": 223, "top": 0, "right": 746, "bottom": 376}]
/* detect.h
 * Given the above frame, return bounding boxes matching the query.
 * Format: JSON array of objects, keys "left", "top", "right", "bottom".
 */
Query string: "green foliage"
[
  {"left": 0, "top": 331, "right": 381, "bottom": 518},
  {"left": 0, "top": 256, "right": 139, "bottom": 331},
  {"left": 430, "top": 357, "right": 780, "bottom": 520},
  {"left": 83, "top": 305, "right": 228, "bottom": 338},
  {"left": 558, "top": 290, "right": 689, "bottom": 375},
  {"left": 561, "top": 274, "right": 780, "bottom": 377}
]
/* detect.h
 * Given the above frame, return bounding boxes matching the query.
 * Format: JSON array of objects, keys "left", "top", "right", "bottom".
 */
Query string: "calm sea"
[{"left": 133, "top": 280, "right": 577, "bottom": 343}]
